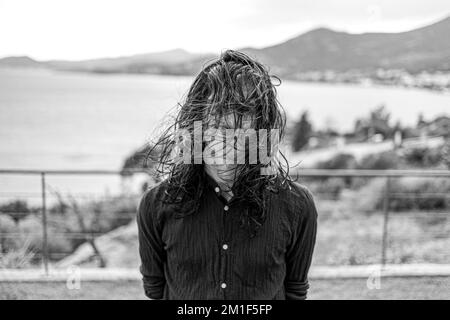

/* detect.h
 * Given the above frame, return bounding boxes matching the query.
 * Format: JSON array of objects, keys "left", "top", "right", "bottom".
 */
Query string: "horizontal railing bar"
[
  {"left": 1, "top": 233, "right": 111, "bottom": 238},
  {"left": 0, "top": 168, "right": 449, "bottom": 177},
  {"left": 0, "top": 169, "right": 149, "bottom": 175},
  {"left": 294, "top": 169, "right": 450, "bottom": 177},
  {"left": 0, "top": 192, "right": 140, "bottom": 197},
  {"left": 0, "top": 211, "right": 137, "bottom": 216},
  {"left": 1, "top": 191, "right": 449, "bottom": 196}
]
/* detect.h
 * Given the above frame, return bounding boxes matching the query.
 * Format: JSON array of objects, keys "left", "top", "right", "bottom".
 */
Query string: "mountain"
[
  {"left": 46, "top": 48, "right": 211, "bottom": 74},
  {"left": 242, "top": 16, "right": 450, "bottom": 75},
  {"left": 0, "top": 56, "right": 45, "bottom": 68},
  {"left": 1, "top": 16, "right": 449, "bottom": 75},
  {"left": 0, "top": 49, "right": 211, "bottom": 74}
]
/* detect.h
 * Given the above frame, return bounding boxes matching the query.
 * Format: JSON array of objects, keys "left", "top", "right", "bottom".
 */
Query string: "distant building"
[
  {"left": 418, "top": 116, "right": 450, "bottom": 137},
  {"left": 307, "top": 131, "right": 345, "bottom": 149}
]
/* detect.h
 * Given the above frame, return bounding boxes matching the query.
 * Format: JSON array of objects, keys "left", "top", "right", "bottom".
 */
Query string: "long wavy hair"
[{"left": 147, "top": 50, "right": 291, "bottom": 237}]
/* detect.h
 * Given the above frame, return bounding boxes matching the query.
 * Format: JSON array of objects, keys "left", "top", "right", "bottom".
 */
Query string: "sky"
[{"left": 0, "top": 0, "right": 449, "bottom": 61}]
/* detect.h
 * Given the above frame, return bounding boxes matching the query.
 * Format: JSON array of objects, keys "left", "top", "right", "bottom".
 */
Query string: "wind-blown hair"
[{"left": 147, "top": 50, "right": 291, "bottom": 237}]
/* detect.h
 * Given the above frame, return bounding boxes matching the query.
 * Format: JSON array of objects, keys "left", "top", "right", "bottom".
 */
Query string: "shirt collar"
[{"left": 203, "top": 170, "right": 235, "bottom": 203}]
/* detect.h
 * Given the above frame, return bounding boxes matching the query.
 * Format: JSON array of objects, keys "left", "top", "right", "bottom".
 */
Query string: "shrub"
[
  {"left": 316, "top": 153, "right": 358, "bottom": 170},
  {"left": 442, "top": 141, "right": 450, "bottom": 169},
  {"left": 57, "top": 195, "right": 137, "bottom": 234},
  {"left": 358, "top": 151, "right": 400, "bottom": 170},
  {"left": 0, "top": 200, "right": 32, "bottom": 222},
  {"left": 0, "top": 214, "right": 19, "bottom": 252},
  {"left": 402, "top": 147, "right": 443, "bottom": 167},
  {"left": 390, "top": 177, "right": 450, "bottom": 211},
  {"left": 314, "top": 153, "right": 358, "bottom": 188},
  {"left": 308, "top": 178, "right": 347, "bottom": 200},
  {"left": 17, "top": 215, "right": 73, "bottom": 259},
  {"left": 354, "top": 177, "right": 450, "bottom": 212},
  {"left": 0, "top": 214, "right": 17, "bottom": 233},
  {"left": 0, "top": 240, "right": 35, "bottom": 268}
]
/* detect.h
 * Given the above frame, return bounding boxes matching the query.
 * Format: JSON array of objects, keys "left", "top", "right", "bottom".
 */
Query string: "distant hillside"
[
  {"left": 1, "top": 16, "right": 449, "bottom": 76},
  {"left": 243, "top": 16, "right": 450, "bottom": 75},
  {"left": 0, "top": 56, "right": 44, "bottom": 68},
  {"left": 0, "top": 49, "right": 212, "bottom": 75},
  {"left": 46, "top": 48, "right": 212, "bottom": 74}
]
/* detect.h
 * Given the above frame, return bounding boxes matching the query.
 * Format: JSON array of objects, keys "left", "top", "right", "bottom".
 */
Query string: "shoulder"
[
  {"left": 274, "top": 180, "right": 318, "bottom": 223},
  {"left": 289, "top": 181, "right": 316, "bottom": 206},
  {"left": 139, "top": 180, "right": 167, "bottom": 208},
  {"left": 137, "top": 180, "right": 169, "bottom": 227}
]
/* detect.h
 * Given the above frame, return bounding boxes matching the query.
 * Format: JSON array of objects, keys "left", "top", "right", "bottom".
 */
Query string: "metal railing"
[
  {"left": 0, "top": 169, "right": 150, "bottom": 273},
  {"left": 0, "top": 168, "right": 449, "bottom": 274}
]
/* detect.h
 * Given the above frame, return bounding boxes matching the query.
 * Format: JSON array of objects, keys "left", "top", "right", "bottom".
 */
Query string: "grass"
[
  {"left": 0, "top": 280, "right": 146, "bottom": 300},
  {"left": 309, "top": 277, "right": 450, "bottom": 300},
  {"left": 311, "top": 197, "right": 450, "bottom": 266},
  {"left": 1, "top": 277, "right": 449, "bottom": 300}
]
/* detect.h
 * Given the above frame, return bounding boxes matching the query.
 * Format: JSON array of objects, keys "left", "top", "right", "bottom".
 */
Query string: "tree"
[
  {"left": 292, "top": 111, "right": 313, "bottom": 152},
  {"left": 417, "top": 113, "right": 425, "bottom": 127},
  {"left": 354, "top": 105, "right": 393, "bottom": 140},
  {"left": 442, "top": 140, "right": 450, "bottom": 169},
  {"left": 0, "top": 200, "right": 30, "bottom": 222}
]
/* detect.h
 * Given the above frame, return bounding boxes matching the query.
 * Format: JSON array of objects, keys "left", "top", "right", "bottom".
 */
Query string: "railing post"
[
  {"left": 381, "top": 176, "right": 391, "bottom": 267},
  {"left": 41, "top": 172, "right": 49, "bottom": 275}
]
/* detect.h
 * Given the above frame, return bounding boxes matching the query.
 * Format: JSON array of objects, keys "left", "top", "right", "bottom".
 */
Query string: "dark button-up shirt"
[{"left": 137, "top": 175, "right": 318, "bottom": 300}]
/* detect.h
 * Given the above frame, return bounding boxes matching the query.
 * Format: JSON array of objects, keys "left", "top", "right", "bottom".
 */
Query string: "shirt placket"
[{"left": 214, "top": 186, "right": 233, "bottom": 299}]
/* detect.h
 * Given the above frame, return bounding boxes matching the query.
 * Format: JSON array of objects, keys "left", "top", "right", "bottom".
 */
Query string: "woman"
[{"left": 137, "top": 50, "right": 317, "bottom": 300}]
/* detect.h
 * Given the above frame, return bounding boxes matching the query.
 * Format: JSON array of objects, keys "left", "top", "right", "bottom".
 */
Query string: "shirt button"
[
  {"left": 224, "top": 205, "right": 229, "bottom": 211},
  {"left": 222, "top": 244, "right": 228, "bottom": 250},
  {"left": 221, "top": 283, "right": 227, "bottom": 289},
  {"left": 214, "top": 187, "right": 220, "bottom": 193}
]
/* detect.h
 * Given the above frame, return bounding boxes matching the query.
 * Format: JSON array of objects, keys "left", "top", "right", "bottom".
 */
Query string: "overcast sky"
[{"left": 1, "top": 0, "right": 449, "bottom": 60}]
